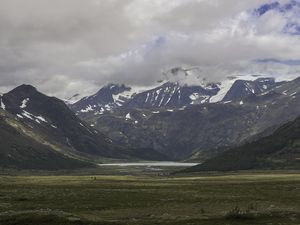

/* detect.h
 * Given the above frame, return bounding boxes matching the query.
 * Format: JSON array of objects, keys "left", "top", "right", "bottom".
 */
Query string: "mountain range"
[
  {"left": 70, "top": 75, "right": 300, "bottom": 160},
  {"left": 71, "top": 75, "right": 277, "bottom": 117},
  {"left": 0, "top": 71, "right": 299, "bottom": 170}
]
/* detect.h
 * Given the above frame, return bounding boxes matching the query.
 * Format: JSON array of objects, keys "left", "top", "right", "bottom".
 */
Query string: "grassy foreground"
[{"left": 0, "top": 173, "right": 300, "bottom": 225}]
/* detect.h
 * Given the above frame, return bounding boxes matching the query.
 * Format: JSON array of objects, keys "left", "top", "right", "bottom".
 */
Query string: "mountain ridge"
[
  {"left": 77, "top": 76, "right": 300, "bottom": 159},
  {"left": 0, "top": 109, "right": 93, "bottom": 170},
  {"left": 70, "top": 74, "right": 289, "bottom": 117},
  {"left": 0, "top": 84, "right": 168, "bottom": 170}
]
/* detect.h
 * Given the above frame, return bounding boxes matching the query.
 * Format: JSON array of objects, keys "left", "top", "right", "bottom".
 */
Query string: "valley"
[
  {"left": 1, "top": 1, "right": 300, "bottom": 225},
  {"left": 0, "top": 48, "right": 299, "bottom": 225},
  {"left": 0, "top": 75, "right": 299, "bottom": 170},
  {"left": 0, "top": 72, "right": 299, "bottom": 225}
]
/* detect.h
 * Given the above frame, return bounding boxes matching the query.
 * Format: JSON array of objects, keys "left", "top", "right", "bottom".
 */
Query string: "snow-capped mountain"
[
  {"left": 71, "top": 81, "right": 220, "bottom": 116},
  {"left": 125, "top": 81, "right": 219, "bottom": 109},
  {"left": 69, "top": 65, "right": 298, "bottom": 117},
  {"left": 0, "top": 84, "right": 116, "bottom": 156},
  {"left": 70, "top": 83, "right": 139, "bottom": 116},
  {"left": 85, "top": 77, "right": 300, "bottom": 159},
  {"left": 70, "top": 76, "right": 285, "bottom": 116},
  {"left": 0, "top": 84, "right": 167, "bottom": 169},
  {"left": 70, "top": 67, "right": 221, "bottom": 115},
  {"left": 222, "top": 77, "right": 282, "bottom": 102}
]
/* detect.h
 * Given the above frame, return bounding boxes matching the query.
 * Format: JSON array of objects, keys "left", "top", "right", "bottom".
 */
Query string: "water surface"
[{"left": 99, "top": 162, "right": 199, "bottom": 167}]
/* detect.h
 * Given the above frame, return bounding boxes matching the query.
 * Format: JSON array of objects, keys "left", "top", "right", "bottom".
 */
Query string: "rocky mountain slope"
[
  {"left": 70, "top": 83, "right": 132, "bottom": 116},
  {"left": 70, "top": 73, "right": 285, "bottom": 117},
  {"left": 222, "top": 77, "right": 282, "bottom": 102},
  {"left": 77, "top": 77, "right": 300, "bottom": 159},
  {"left": 0, "top": 85, "right": 167, "bottom": 170},
  {"left": 71, "top": 81, "right": 220, "bottom": 117},
  {"left": 1, "top": 73, "right": 296, "bottom": 170},
  {"left": 185, "top": 115, "right": 300, "bottom": 172},
  {"left": 124, "top": 81, "right": 219, "bottom": 109},
  {"left": 0, "top": 109, "right": 92, "bottom": 170}
]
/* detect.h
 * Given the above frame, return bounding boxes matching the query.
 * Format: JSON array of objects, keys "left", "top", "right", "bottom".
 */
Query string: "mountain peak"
[
  {"left": 103, "top": 83, "right": 131, "bottom": 93},
  {"left": 9, "top": 84, "right": 38, "bottom": 95}
]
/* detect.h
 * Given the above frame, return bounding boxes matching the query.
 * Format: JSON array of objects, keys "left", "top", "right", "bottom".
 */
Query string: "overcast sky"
[{"left": 0, "top": 0, "right": 300, "bottom": 98}]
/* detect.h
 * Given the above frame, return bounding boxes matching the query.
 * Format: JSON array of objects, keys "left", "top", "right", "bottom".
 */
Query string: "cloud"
[
  {"left": 0, "top": 0, "right": 299, "bottom": 98},
  {"left": 256, "top": 58, "right": 300, "bottom": 66}
]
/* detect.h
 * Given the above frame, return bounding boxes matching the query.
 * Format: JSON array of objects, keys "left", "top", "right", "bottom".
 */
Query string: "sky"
[{"left": 0, "top": 0, "right": 300, "bottom": 98}]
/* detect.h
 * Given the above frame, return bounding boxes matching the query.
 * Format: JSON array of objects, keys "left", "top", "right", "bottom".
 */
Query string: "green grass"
[{"left": 1, "top": 173, "right": 300, "bottom": 225}]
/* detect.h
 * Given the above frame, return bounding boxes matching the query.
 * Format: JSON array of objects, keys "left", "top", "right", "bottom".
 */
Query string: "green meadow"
[{"left": 0, "top": 171, "right": 300, "bottom": 225}]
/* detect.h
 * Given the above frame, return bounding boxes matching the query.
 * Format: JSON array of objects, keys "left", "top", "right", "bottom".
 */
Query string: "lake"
[{"left": 98, "top": 162, "right": 199, "bottom": 167}]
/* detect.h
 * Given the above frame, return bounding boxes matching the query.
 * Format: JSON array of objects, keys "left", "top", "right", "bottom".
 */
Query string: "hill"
[
  {"left": 185, "top": 116, "right": 300, "bottom": 172},
  {"left": 0, "top": 109, "right": 92, "bottom": 170}
]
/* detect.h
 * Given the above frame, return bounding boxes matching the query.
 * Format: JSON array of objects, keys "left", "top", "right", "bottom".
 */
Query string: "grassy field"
[{"left": 0, "top": 172, "right": 300, "bottom": 225}]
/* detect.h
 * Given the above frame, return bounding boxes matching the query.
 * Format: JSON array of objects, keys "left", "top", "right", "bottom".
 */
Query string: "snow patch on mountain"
[
  {"left": 16, "top": 114, "right": 23, "bottom": 118},
  {"left": 0, "top": 97, "right": 5, "bottom": 110},
  {"left": 22, "top": 110, "right": 34, "bottom": 120},
  {"left": 36, "top": 116, "right": 47, "bottom": 123},
  {"left": 210, "top": 79, "right": 235, "bottom": 103},
  {"left": 125, "top": 113, "right": 132, "bottom": 120},
  {"left": 80, "top": 105, "right": 94, "bottom": 113},
  {"left": 19, "top": 110, "right": 48, "bottom": 124},
  {"left": 20, "top": 98, "right": 30, "bottom": 109}
]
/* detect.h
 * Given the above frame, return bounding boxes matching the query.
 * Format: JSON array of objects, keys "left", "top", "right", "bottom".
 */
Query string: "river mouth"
[{"left": 98, "top": 162, "right": 199, "bottom": 167}]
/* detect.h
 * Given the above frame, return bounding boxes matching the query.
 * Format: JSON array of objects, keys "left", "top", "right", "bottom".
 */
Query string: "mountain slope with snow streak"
[
  {"left": 80, "top": 77, "right": 300, "bottom": 160},
  {"left": 0, "top": 84, "right": 165, "bottom": 161}
]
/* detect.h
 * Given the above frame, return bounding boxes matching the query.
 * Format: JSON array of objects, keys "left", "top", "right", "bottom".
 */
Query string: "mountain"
[
  {"left": 70, "top": 83, "right": 133, "bottom": 116},
  {"left": 1, "top": 85, "right": 115, "bottom": 157},
  {"left": 0, "top": 85, "right": 166, "bottom": 164},
  {"left": 71, "top": 81, "right": 220, "bottom": 117},
  {"left": 222, "top": 77, "right": 282, "bottom": 102},
  {"left": 70, "top": 73, "right": 288, "bottom": 119},
  {"left": 185, "top": 116, "right": 300, "bottom": 172},
  {"left": 69, "top": 67, "right": 236, "bottom": 117},
  {"left": 0, "top": 109, "right": 92, "bottom": 170},
  {"left": 124, "top": 82, "right": 219, "bottom": 109},
  {"left": 79, "top": 77, "right": 300, "bottom": 159}
]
